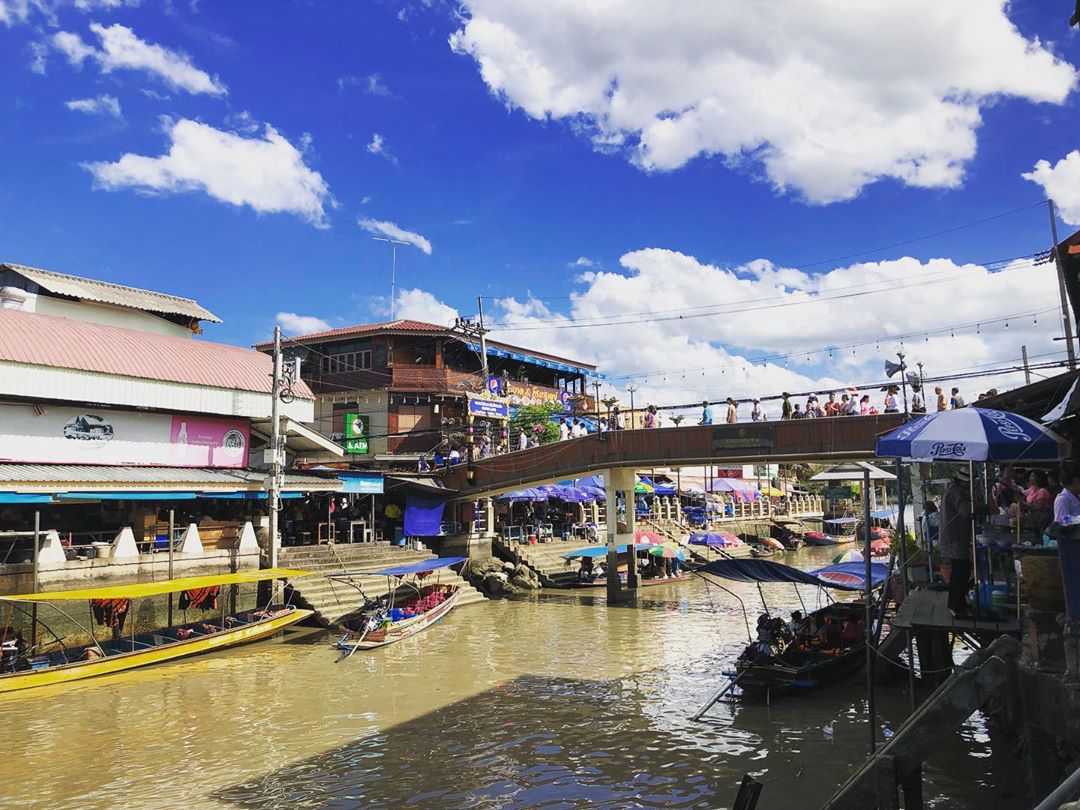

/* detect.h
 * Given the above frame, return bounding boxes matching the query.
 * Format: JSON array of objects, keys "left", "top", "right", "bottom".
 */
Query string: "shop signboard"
[
  {"left": 343, "top": 413, "right": 370, "bottom": 455},
  {"left": 712, "top": 467, "right": 744, "bottom": 479},
  {"left": 468, "top": 397, "right": 510, "bottom": 420},
  {"left": 825, "top": 485, "right": 853, "bottom": 500},
  {"left": 0, "top": 403, "right": 249, "bottom": 467},
  {"left": 506, "top": 382, "right": 572, "bottom": 413}
]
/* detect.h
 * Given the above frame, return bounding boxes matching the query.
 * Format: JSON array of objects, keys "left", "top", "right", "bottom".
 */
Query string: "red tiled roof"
[
  {"left": 0, "top": 307, "right": 314, "bottom": 398},
  {"left": 257, "top": 318, "right": 598, "bottom": 371}
]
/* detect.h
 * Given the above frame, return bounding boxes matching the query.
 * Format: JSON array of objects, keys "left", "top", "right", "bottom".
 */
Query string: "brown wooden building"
[{"left": 256, "top": 319, "right": 600, "bottom": 461}]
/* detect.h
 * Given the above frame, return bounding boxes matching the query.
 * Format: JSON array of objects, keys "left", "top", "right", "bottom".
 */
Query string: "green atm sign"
[{"left": 343, "top": 413, "right": 369, "bottom": 455}]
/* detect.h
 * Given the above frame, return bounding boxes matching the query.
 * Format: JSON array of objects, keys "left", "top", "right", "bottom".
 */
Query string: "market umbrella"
[
  {"left": 634, "top": 529, "right": 663, "bottom": 545},
  {"left": 649, "top": 545, "right": 686, "bottom": 560},
  {"left": 760, "top": 486, "right": 784, "bottom": 497},
  {"left": 875, "top": 407, "right": 1069, "bottom": 462},
  {"left": 497, "top": 487, "right": 549, "bottom": 503},
  {"left": 689, "top": 531, "right": 742, "bottom": 548},
  {"left": 634, "top": 479, "right": 654, "bottom": 494},
  {"left": 537, "top": 484, "right": 595, "bottom": 503}
]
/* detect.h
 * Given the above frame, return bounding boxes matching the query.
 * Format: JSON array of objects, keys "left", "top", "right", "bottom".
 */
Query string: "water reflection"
[{"left": 1, "top": 550, "right": 1026, "bottom": 809}]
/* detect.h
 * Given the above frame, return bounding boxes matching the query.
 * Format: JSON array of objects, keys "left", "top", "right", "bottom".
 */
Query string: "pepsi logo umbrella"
[{"left": 875, "top": 407, "right": 1068, "bottom": 462}]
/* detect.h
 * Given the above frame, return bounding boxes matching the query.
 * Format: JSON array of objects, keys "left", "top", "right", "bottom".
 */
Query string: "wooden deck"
[{"left": 892, "top": 588, "right": 1019, "bottom": 635}]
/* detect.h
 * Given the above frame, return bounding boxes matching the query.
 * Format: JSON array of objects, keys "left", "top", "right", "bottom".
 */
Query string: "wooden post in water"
[
  {"left": 31, "top": 510, "right": 40, "bottom": 648},
  {"left": 863, "top": 468, "right": 876, "bottom": 756},
  {"left": 167, "top": 508, "right": 175, "bottom": 628}
]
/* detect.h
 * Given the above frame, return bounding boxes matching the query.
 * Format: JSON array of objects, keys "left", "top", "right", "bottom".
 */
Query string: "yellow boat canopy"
[{"left": 0, "top": 568, "right": 310, "bottom": 602}]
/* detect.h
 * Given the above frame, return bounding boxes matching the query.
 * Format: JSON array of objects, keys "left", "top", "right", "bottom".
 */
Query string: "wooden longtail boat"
[
  {"left": 329, "top": 557, "right": 466, "bottom": 653},
  {"left": 0, "top": 568, "right": 312, "bottom": 694},
  {"left": 803, "top": 531, "right": 857, "bottom": 547}
]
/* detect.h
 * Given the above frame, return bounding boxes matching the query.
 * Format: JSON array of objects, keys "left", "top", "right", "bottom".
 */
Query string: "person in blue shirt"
[{"left": 701, "top": 401, "right": 714, "bottom": 425}]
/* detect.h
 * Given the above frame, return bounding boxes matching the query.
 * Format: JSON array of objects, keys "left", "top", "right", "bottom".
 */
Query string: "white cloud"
[
  {"left": 366, "top": 132, "right": 397, "bottom": 164},
  {"left": 64, "top": 94, "right": 122, "bottom": 118},
  {"left": 83, "top": 117, "right": 332, "bottom": 227},
  {"left": 52, "top": 23, "right": 226, "bottom": 96},
  {"left": 73, "top": 0, "right": 140, "bottom": 8},
  {"left": 359, "top": 217, "right": 432, "bottom": 254},
  {"left": 393, "top": 247, "right": 1062, "bottom": 415},
  {"left": 276, "top": 312, "right": 331, "bottom": 335},
  {"left": 1024, "top": 150, "right": 1080, "bottom": 226},
  {"left": 339, "top": 72, "right": 393, "bottom": 96},
  {"left": 394, "top": 288, "right": 459, "bottom": 326},
  {"left": 450, "top": 1, "right": 1077, "bottom": 203},
  {"left": 569, "top": 256, "right": 596, "bottom": 268},
  {"left": 0, "top": 0, "right": 30, "bottom": 26}
]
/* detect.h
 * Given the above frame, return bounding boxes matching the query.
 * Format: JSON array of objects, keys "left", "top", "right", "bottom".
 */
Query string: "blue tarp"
[
  {"left": 0, "top": 493, "right": 54, "bottom": 504},
  {"left": 338, "top": 556, "right": 467, "bottom": 578},
  {"left": 404, "top": 496, "right": 445, "bottom": 537},
  {"left": 562, "top": 543, "right": 654, "bottom": 559},
  {"left": 698, "top": 558, "right": 889, "bottom": 591}
]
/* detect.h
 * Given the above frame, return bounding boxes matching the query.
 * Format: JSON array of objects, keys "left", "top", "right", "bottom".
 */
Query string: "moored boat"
[
  {"left": 0, "top": 568, "right": 312, "bottom": 694},
  {"left": 803, "top": 531, "right": 857, "bottom": 546},
  {"left": 330, "top": 557, "right": 467, "bottom": 653},
  {"left": 692, "top": 558, "right": 888, "bottom": 711}
]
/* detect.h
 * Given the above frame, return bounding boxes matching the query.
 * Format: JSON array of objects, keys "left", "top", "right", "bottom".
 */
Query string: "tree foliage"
[{"left": 510, "top": 403, "right": 563, "bottom": 445}]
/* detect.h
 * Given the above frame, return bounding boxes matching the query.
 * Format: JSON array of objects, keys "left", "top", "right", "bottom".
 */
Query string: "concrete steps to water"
[
  {"left": 493, "top": 537, "right": 590, "bottom": 587},
  {"left": 279, "top": 544, "right": 486, "bottom": 626}
]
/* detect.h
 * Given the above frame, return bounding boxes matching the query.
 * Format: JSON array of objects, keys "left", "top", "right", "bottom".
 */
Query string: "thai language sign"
[
  {"left": 0, "top": 404, "right": 249, "bottom": 468},
  {"left": 506, "top": 382, "right": 572, "bottom": 412},
  {"left": 468, "top": 397, "right": 510, "bottom": 419}
]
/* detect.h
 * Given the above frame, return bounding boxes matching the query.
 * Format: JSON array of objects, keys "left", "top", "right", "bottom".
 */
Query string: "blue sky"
[{"left": 2, "top": 1, "right": 1080, "bottom": 411}]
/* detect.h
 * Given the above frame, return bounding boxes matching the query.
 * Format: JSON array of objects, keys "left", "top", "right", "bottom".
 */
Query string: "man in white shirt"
[
  {"left": 559, "top": 419, "right": 569, "bottom": 441},
  {"left": 1054, "top": 468, "right": 1080, "bottom": 525}
]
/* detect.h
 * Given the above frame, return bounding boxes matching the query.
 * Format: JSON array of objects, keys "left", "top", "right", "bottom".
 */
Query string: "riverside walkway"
[{"left": 446, "top": 414, "right": 906, "bottom": 499}]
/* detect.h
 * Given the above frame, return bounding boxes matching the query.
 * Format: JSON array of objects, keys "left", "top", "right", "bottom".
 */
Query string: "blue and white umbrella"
[{"left": 876, "top": 407, "right": 1068, "bottom": 462}]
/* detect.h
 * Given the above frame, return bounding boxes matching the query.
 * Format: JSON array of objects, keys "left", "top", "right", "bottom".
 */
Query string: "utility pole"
[
  {"left": 267, "top": 326, "right": 283, "bottom": 572},
  {"left": 896, "top": 349, "right": 909, "bottom": 416},
  {"left": 626, "top": 383, "right": 637, "bottom": 429},
  {"left": 452, "top": 307, "right": 492, "bottom": 479},
  {"left": 592, "top": 380, "right": 602, "bottom": 430},
  {"left": 373, "top": 237, "right": 410, "bottom": 320},
  {"left": 1049, "top": 200, "right": 1077, "bottom": 370},
  {"left": 476, "top": 296, "right": 490, "bottom": 381},
  {"left": 1022, "top": 345, "right": 1032, "bottom": 384}
]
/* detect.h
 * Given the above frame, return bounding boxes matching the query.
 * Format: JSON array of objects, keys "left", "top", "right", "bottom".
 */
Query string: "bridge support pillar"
[{"left": 605, "top": 468, "right": 639, "bottom": 603}]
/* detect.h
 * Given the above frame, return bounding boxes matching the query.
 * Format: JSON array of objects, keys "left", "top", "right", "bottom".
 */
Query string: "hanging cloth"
[
  {"left": 90, "top": 598, "right": 131, "bottom": 633},
  {"left": 178, "top": 586, "right": 220, "bottom": 611}
]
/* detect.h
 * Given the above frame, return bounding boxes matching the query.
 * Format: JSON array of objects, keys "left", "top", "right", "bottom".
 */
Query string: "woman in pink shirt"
[{"left": 859, "top": 395, "right": 871, "bottom": 415}]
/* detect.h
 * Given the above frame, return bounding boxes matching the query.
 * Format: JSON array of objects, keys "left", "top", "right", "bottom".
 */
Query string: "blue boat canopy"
[
  {"left": 333, "top": 556, "right": 467, "bottom": 578},
  {"left": 698, "top": 559, "right": 888, "bottom": 591},
  {"left": 562, "top": 544, "right": 654, "bottom": 559}
]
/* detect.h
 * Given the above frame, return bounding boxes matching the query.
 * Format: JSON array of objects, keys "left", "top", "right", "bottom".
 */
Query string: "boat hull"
[
  {"left": 567, "top": 574, "right": 689, "bottom": 589},
  {"left": 337, "top": 587, "right": 461, "bottom": 651},
  {"left": 803, "top": 532, "right": 856, "bottom": 547},
  {"left": 0, "top": 607, "right": 312, "bottom": 694}
]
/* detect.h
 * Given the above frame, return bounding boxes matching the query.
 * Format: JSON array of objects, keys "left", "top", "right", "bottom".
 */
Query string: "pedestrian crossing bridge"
[{"left": 445, "top": 413, "right": 906, "bottom": 500}]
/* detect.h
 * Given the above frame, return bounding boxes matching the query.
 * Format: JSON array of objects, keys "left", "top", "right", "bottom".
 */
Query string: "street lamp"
[{"left": 626, "top": 383, "right": 638, "bottom": 429}]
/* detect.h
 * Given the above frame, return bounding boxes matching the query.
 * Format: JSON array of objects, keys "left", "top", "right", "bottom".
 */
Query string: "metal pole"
[
  {"left": 1022, "top": 345, "right": 1032, "bottom": 385},
  {"left": 390, "top": 242, "right": 397, "bottom": 320},
  {"left": 167, "top": 507, "right": 175, "bottom": 627},
  {"left": 898, "top": 350, "right": 909, "bottom": 416},
  {"left": 32, "top": 510, "right": 39, "bottom": 648},
  {"left": 593, "top": 381, "right": 601, "bottom": 431},
  {"left": 863, "top": 468, "right": 876, "bottom": 755},
  {"left": 627, "top": 384, "right": 637, "bottom": 429},
  {"left": 1049, "top": 200, "right": 1077, "bottom": 370},
  {"left": 476, "top": 295, "right": 490, "bottom": 382},
  {"left": 896, "top": 458, "right": 918, "bottom": 711},
  {"left": 268, "top": 326, "right": 283, "bottom": 571}
]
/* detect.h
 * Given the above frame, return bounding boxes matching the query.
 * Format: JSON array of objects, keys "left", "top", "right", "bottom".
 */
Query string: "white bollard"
[
  {"left": 177, "top": 523, "right": 204, "bottom": 554},
  {"left": 236, "top": 521, "right": 260, "bottom": 552},
  {"left": 109, "top": 526, "right": 140, "bottom": 560},
  {"left": 37, "top": 530, "right": 67, "bottom": 565}
]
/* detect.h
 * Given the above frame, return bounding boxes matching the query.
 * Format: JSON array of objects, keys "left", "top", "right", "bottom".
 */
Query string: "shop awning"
[
  {"left": 465, "top": 342, "right": 604, "bottom": 378},
  {"left": 250, "top": 417, "right": 344, "bottom": 458},
  {"left": 338, "top": 472, "right": 383, "bottom": 494},
  {"left": 0, "top": 464, "right": 342, "bottom": 496}
]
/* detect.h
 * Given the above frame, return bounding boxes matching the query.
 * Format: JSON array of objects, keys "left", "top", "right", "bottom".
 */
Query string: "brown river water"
[{"left": 1, "top": 548, "right": 1027, "bottom": 809}]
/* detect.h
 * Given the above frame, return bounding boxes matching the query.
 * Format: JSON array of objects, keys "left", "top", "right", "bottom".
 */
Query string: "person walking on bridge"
[
  {"left": 701, "top": 401, "right": 714, "bottom": 425},
  {"left": 726, "top": 397, "right": 737, "bottom": 424},
  {"left": 750, "top": 398, "right": 764, "bottom": 422},
  {"left": 781, "top": 392, "right": 792, "bottom": 420}
]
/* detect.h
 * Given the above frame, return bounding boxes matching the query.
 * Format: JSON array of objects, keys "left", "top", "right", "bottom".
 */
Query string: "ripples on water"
[{"left": 0, "top": 549, "right": 1027, "bottom": 809}]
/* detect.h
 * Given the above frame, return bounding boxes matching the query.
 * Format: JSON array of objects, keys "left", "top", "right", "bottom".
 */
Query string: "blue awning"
[
  {"left": 0, "top": 493, "right": 54, "bottom": 504},
  {"left": 332, "top": 556, "right": 466, "bottom": 578},
  {"left": 55, "top": 492, "right": 198, "bottom": 501},
  {"left": 465, "top": 342, "right": 604, "bottom": 379},
  {"left": 698, "top": 559, "right": 888, "bottom": 591},
  {"left": 338, "top": 473, "right": 383, "bottom": 494}
]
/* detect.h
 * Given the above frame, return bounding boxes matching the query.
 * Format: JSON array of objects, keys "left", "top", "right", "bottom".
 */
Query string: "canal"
[{"left": 1, "top": 549, "right": 1026, "bottom": 809}]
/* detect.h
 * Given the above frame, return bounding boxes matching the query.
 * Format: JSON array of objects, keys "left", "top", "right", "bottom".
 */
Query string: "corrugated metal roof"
[
  {"left": 255, "top": 317, "right": 599, "bottom": 371},
  {"left": 0, "top": 464, "right": 336, "bottom": 490},
  {"left": 0, "top": 308, "right": 314, "bottom": 399},
  {"left": 3, "top": 263, "right": 221, "bottom": 323}
]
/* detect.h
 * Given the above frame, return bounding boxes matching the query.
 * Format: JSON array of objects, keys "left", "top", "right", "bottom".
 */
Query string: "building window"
[{"left": 321, "top": 350, "right": 372, "bottom": 374}]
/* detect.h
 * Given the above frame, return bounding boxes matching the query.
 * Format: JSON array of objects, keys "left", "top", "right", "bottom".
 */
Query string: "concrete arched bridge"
[{"left": 445, "top": 414, "right": 906, "bottom": 499}]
